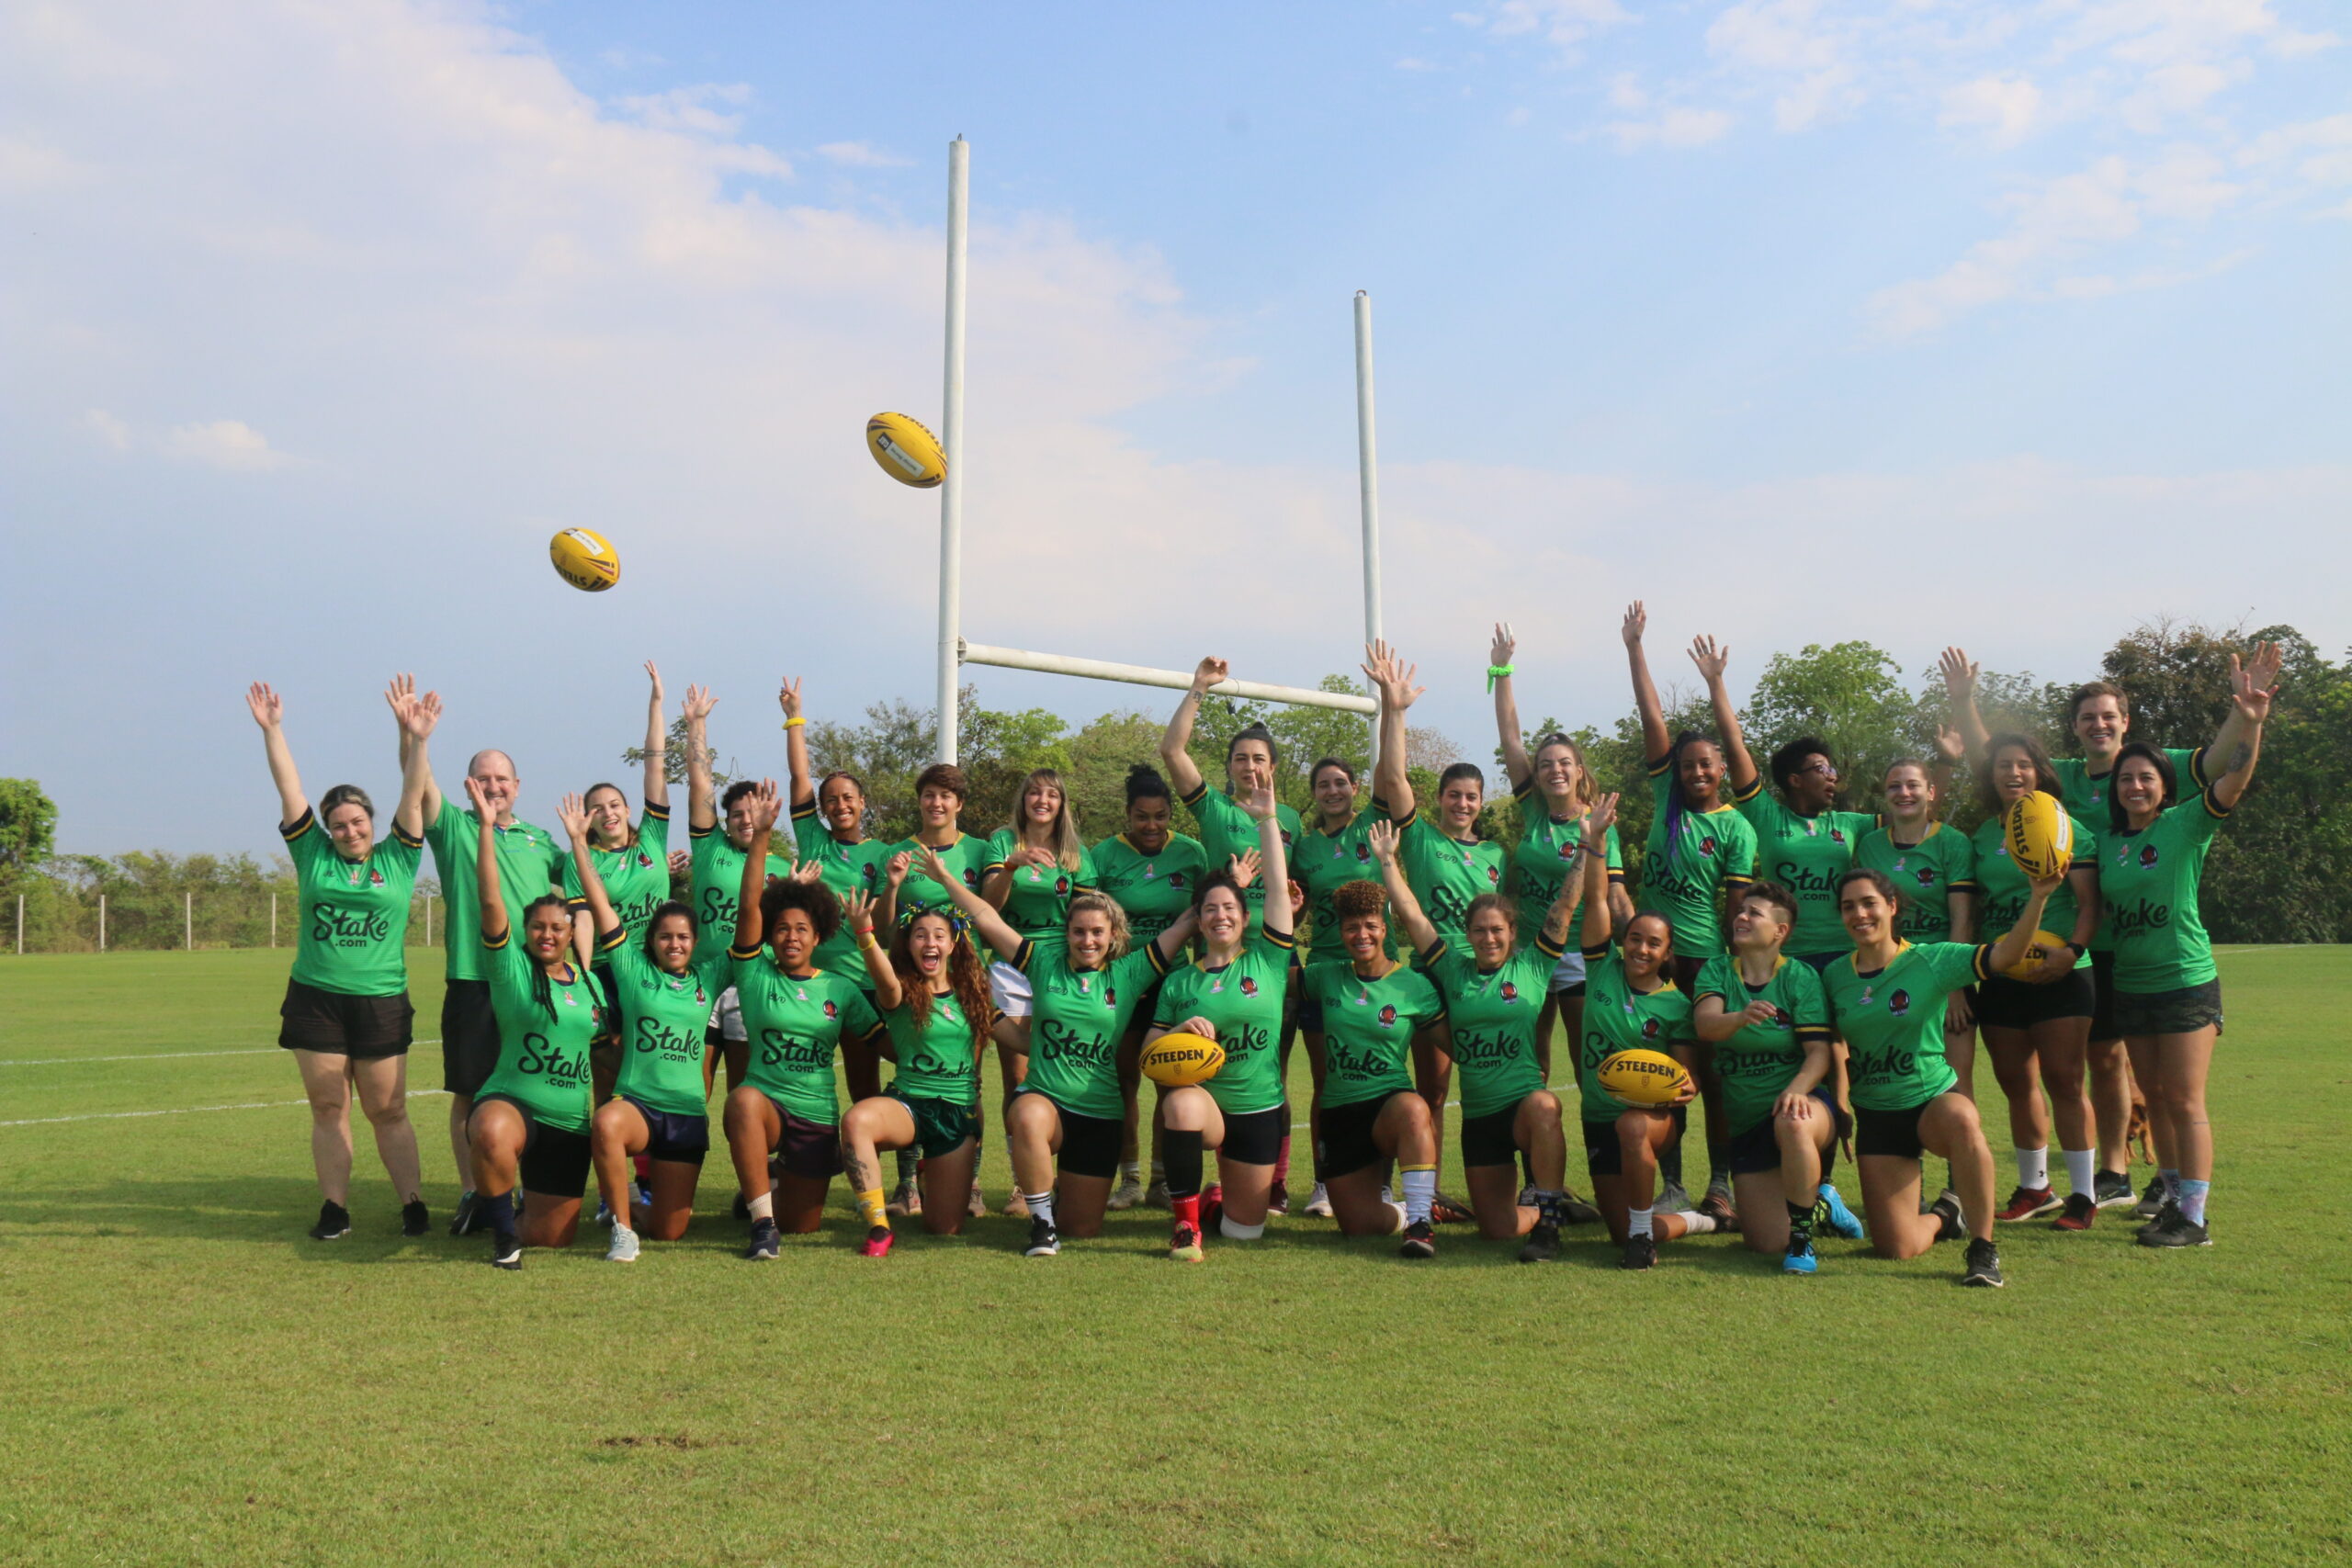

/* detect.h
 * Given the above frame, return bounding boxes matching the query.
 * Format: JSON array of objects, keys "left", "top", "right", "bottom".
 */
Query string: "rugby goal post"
[{"left": 932, "top": 137, "right": 1386, "bottom": 763}]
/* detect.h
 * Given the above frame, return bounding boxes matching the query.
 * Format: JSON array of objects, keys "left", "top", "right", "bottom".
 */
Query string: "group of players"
[{"left": 246, "top": 606, "right": 2278, "bottom": 1287}]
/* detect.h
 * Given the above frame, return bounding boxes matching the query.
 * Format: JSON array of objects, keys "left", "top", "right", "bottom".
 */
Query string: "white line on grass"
[
  {"left": 0, "top": 1089, "right": 450, "bottom": 1128},
  {"left": 0, "top": 1038, "right": 444, "bottom": 1068}
]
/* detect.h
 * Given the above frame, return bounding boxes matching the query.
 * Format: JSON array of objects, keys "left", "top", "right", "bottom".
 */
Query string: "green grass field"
[{"left": 2, "top": 948, "right": 2346, "bottom": 1566}]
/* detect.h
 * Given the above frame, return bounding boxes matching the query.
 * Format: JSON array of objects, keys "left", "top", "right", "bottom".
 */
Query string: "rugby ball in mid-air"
[
  {"left": 2001, "top": 930, "right": 2071, "bottom": 981},
  {"left": 2003, "top": 790, "right": 2074, "bottom": 881},
  {"left": 866, "top": 412, "right": 945, "bottom": 489},
  {"left": 1597, "top": 1049, "right": 1692, "bottom": 1109},
  {"left": 548, "top": 527, "right": 619, "bottom": 592},
  {"left": 1140, "top": 1031, "right": 1224, "bottom": 1089}
]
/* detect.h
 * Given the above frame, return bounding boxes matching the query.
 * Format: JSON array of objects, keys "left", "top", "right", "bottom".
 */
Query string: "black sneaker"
[
  {"left": 1929, "top": 1193, "right": 1965, "bottom": 1242},
  {"left": 1559, "top": 1191, "right": 1603, "bottom": 1226},
  {"left": 490, "top": 1233, "right": 523, "bottom": 1270},
  {"left": 447, "top": 1190, "right": 483, "bottom": 1237},
  {"left": 1961, "top": 1237, "right": 2004, "bottom": 1287},
  {"left": 2136, "top": 1200, "right": 2181, "bottom": 1241},
  {"left": 400, "top": 1200, "right": 431, "bottom": 1237},
  {"left": 1398, "top": 1219, "right": 1437, "bottom": 1259},
  {"left": 1697, "top": 1182, "right": 1738, "bottom": 1227},
  {"left": 308, "top": 1201, "right": 351, "bottom": 1241},
  {"left": 744, "top": 1217, "right": 781, "bottom": 1260},
  {"left": 1023, "top": 1217, "right": 1061, "bottom": 1258},
  {"left": 2132, "top": 1179, "right": 2170, "bottom": 1222},
  {"left": 1620, "top": 1232, "right": 1657, "bottom": 1271},
  {"left": 2139, "top": 1211, "right": 2211, "bottom": 1248},
  {"left": 2093, "top": 1169, "right": 2136, "bottom": 1210},
  {"left": 1518, "top": 1219, "right": 1561, "bottom": 1263}
]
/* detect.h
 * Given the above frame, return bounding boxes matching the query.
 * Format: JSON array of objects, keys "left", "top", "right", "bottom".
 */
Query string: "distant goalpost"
[{"left": 930, "top": 137, "right": 1386, "bottom": 768}]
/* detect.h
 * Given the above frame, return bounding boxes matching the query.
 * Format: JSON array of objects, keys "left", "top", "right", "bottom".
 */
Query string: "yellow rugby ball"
[
  {"left": 1596, "top": 1049, "right": 1691, "bottom": 1109},
  {"left": 2003, "top": 790, "right": 2074, "bottom": 882},
  {"left": 548, "top": 527, "right": 619, "bottom": 592},
  {"left": 1140, "top": 1031, "right": 1224, "bottom": 1089},
  {"left": 2001, "top": 930, "right": 2070, "bottom": 981},
  {"left": 865, "top": 412, "right": 945, "bottom": 489}
]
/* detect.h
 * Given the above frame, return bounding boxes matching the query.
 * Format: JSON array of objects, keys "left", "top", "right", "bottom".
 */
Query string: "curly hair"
[
  {"left": 889, "top": 908, "right": 992, "bottom": 1050},
  {"left": 1331, "top": 879, "right": 1386, "bottom": 922}
]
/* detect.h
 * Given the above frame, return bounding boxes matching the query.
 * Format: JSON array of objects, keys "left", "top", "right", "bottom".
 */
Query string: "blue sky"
[{"left": 5, "top": 0, "right": 2347, "bottom": 859}]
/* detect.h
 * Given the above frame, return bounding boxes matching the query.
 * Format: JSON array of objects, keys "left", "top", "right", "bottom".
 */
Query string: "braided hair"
[{"left": 520, "top": 893, "right": 575, "bottom": 1020}]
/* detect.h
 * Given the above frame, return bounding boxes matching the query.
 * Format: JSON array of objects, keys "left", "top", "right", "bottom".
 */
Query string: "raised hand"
[
  {"left": 777, "top": 677, "right": 803, "bottom": 722},
  {"left": 1933, "top": 725, "right": 1966, "bottom": 763},
  {"left": 246, "top": 682, "right": 283, "bottom": 728},
  {"left": 645, "top": 660, "right": 664, "bottom": 705},
  {"left": 888, "top": 851, "right": 912, "bottom": 889},
  {"left": 463, "top": 774, "right": 494, "bottom": 817},
  {"left": 1238, "top": 784, "right": 1277, "bottom": 823},
  {"left": 1688, "top": 635, "right": 1729, "bottom": 685},
  {"left": 1585, "top": 791, "right": 1621, "bottom": 843},
  {"left": 914, "top": 844, "right": 948, "bottom": 889},
  {"left": 1229, "top": 850, "right": 1262, "bottom": 889},
  {"left": 1621, "top": 602, "right": 1646, "bottom": 649},
  {"left": 1360, "top": 639, "right": 1425, "bottom": 710},
  {"left": 2232, "top": 644, "right": 2280, "bottom": 723},
  {"left": 842, "top": 889, "right": 876, "bottom": 937},
  {"left": 744, "top": 778, "right": 783, "bottom": 837},
  {"left": 1366, "top": 818, "right": 1399, "bottom": 864},
  {"left": 1489, "top": 622, "right": 1517, "bottom": 668},
  {"left": 555, "top": 792, "right": 590, "bottom": 843},
  {"left": 789, "top": 860, "right": 822, "bottom": 885},
  {"left": 680, "top": 684, "right": 718, "bottom": 724},
  {"left": 1938, "top": 647, "right": 1978, "bottom": 702},
  {"left": 1190, "top": 656, "right": 1230, "bottom": 694}
]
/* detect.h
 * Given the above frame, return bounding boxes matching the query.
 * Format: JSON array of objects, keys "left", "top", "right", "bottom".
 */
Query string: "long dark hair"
[
  {"left": 583, "top": 783, "right": 639, "bottom": 850},
  {"left": 1657, "top": 730, "right": 1722, "bottom": 869},
  {"left": 1976, "top": 732, "right": 2064, "bottom": 818},
  {"left": 640, "top": 901, "right": 696, "bottom": 968},
  {"left": 2107, "top": 741, "right": 2178, "bottom": 833},
  {"left": 888, "top": 908, "right": 991, "bottom": 1050},
  {"left": 521, "top": 893, "right": 576, "bottom": 1019}
]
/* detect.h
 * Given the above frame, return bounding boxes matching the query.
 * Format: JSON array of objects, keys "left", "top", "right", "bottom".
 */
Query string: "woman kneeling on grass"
[
  {"left": 913, "top": 843, "right": 1198, "bottom": 1257},
  {"left": 1690, "top": 883, "right": 1864, "bottom": 1275},
  {"left": 1826, "top": 866, "right": 2057, "bottom": 1288},
  {"left": 839, "top": 860, "right": 995, "bottom": 1258},
  {"left": 556, "top": 794, "right": 726, "bottom": 1263},
  {"left": 464, "top": 777, "right": 602, "bottom": 1269}
]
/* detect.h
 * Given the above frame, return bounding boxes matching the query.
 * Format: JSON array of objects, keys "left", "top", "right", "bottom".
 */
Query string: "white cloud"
[
  {"left": 84, "top": 408, "right": 130, "bottom": 451},
  {"left": 1460, "top": 0, "right": 1631, "bottom": 57},
  {"left": 1939, "top": 75, "right": 2044, "bottom": 148},
  {"left": 0, "top": 134, "right": 91, "bottom": 190},
  {"left": 162, "top": 420, "right": 292, "bottom": 471},
  {"left": 815, "top": 140, "right": 912, "bottom": 167},
  {"left": 1604, "top": 107, "right": 1735, "bottom": 151}
]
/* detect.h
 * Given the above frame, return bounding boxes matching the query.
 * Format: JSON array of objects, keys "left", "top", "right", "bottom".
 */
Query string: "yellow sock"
[{"left": 856, "top": 1188, "right": 889, "bottom": 1230}]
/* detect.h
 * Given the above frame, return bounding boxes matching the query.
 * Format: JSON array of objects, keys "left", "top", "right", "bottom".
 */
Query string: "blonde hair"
[
  {"left": 1064, "top": 892, "right": 1132, "bottom": 959},
  {"left": 1002, "top": 767, "right": 1086, "bottom": 873}
]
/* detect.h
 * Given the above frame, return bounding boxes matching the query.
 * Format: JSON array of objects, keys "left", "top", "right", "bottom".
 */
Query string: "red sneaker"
[
  {"left": 859, "top": 1226, "right": 894, "bottom": 1258},
  {"left": 1201, "top": 1184, "right": 1224, "bottom": 1236},
  {"left": 1169, "top": 1222, "right": 1204, "bottom": 1262},
  {"left": 2051, "top": 1192, "right": 2097, "bottom": 1232},
  {"left": 1996, "top": 1186, "right": 2062, "bottom": 1222}
]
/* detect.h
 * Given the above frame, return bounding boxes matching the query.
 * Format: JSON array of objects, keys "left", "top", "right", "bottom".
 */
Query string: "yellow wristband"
[{"left": 782, "top": 716, "right": 806, "bottom": 728}]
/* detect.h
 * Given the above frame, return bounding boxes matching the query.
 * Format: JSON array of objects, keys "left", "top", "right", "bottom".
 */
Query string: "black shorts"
[
  {"left": 757, "top": 1095, "right": 844, "bottom": 1180},
  {"left": 1296, "top": 991, "right": 1327, "bottom": 1033},
  {"left": 1317, "top": 1089, "right": 1411, "bottom": 1179},
  {"left": 2089, "top": 949, "right": 2120, "bottom": 1042},
  {"left": 479, "top": 1094, "right": 593, "bottom": 1198},
  {"left": 1975, "top": 968, "right": 2095, "bottom": 1031},
  {"left": 622, "top": 1097, "right": 708, "bottom": 1165},
  {"left": 1461, "top": 1102, "right": 1530, "bottom": 1168},
  {"left": 1581, "top": 1117, "right": 1622, "bottom": 1178},
  {"left": 2113, "top": 980, "right": 2224, "bottom": 1038},
  {"left": 1021, "top": 1090, "right": 1122, "bottom": 1179},
  {"left": 1726, "top": 1088, "right": 1841, "bottom": 1177},
  {"left": 1216, "top": 1104, "right": 1287, "bottom": 1166},
  {"left": 1854, "top": 1099, "right": 1938, "bottom": 1162},
  {"left": 440, "top": 978, "right": 501, "bottom": 1099},
  {"left": 278, "top": 979, "right": 413, "bottom": 1058}
]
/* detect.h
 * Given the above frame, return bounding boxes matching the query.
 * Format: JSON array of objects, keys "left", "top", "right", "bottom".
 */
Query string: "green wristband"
[{"left": 1486, "top": 663, "right": 1515, "bottom": 693}]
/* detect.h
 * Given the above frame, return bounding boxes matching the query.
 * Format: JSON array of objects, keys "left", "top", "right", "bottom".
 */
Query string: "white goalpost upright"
[{"left": 933, "top": 137, "right": 1384, "bottom": 765}]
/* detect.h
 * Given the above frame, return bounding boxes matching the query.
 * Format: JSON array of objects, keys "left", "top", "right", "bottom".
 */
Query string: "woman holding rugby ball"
[
  {"left": 556, "top": 794, "right": 725, "bottom": 1262},
  {"left": 2108, "top": 654, "right": 2273, "bottom": 1248},
  {"left": 248, "top": 678, "right": 435, "bottom": 1241},
  {"left": 913, "top": 841, "right": 1199, "bottom": 1256},
  {"left": 1144, "top": 785, "right": 1295, "bottom": 1262}
]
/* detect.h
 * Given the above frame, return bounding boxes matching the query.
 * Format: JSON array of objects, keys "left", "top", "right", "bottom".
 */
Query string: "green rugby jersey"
[
  {"left": 562, "top": 805, "right": 673, "bottom": 942},
  {"left": 1576, "top": 942, "right": 1695, "bottom": 1122},
  {"left": 686, "top": 824, "right": 793, "bottom": 963},
  {"left": 889, "top": 831, "right": 995, "bottom": 925},
  {"left": 597, "top": 930, "right": 729, "bottom": 1118},
  {"left": 983, "top": 829, "right": 1098, "bottom": 953},
  {"left": 1822, "top": 942, "right": 1991, "bottom": 1111},
  {"left": 1389, "top": 806, "right": 1507, "bottom": 960},
  {"left": 1634, "top": 765, "right": 1757, "bottom": 957},
  {"left": 1506, "top": 783, "right": 1623, "bottom": 949},
  {"left": 1292, "top": 807, "right": 1392, "bottom": 962},
  {"left": 1969, "top": 814, "right": 2096, "bottom": 967},
  {"left": 1177, "top": 784, "right": 1303, "bottom": 934},
  {"left": 1732, "top": 786, "right": 1876, "bottom": 956},
  {"left": 1151, "top": 927, "right": 1295, "bottom": 1116},
  {"left": 1019, "top": 940, "right": 1170, "bottom": 1120},
  {"left": 479, "top": 929, "right": 602, "bottom": 1134},
  {"left": 1090, "top": 831, "right": 1209, "bottom": 947},
  {"left": 1298, "top": 956, "right": 1443, "bottom": 1109},
  {"left": 1853, "top": 822, "right": 1978, "bottom": 944},
  {"left": 424, "top": 801, "right": 565, "bottom": 985},
  {"left": 281, "top": 808, "right": 422, "bottom": 996},
  {"left": 1693, "top": 953, "right": 1832, "bottom": 1134},
  {"left": 883, "top": 989, "right": 990, "bottom": 1105},
  {"left": 2100, "top": 788, "right": 2232, "bottom": 993},
  {"left": 728, "top": 951, "right": 883, "bottom": 1126},
  {"left": 1419, "top": 938, "right": 1559, "bottom": 1121},
  {"left": 789, "top": 802, "right": 897, "bottom": 988},
  {"left": 2053, "top": 748, "right": 2203, "bottom": 953}
]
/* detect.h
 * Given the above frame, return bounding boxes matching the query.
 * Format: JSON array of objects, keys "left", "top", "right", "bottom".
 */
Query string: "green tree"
[
  {"left": 0, "top": 779, "right": 57, "bottom": 871},
  {"left": 621, "top": 716, "right": 734, "bottom": 791},
  {"left": 1741, "top": 641, "right": 1917, "bottom": 803}
]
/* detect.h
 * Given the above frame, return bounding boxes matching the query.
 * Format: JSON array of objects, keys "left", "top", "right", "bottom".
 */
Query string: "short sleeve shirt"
[
  {"left": 1420, "top": 938, "right": 1560, "bottom": 1120},
  {"left": 2054, "top": 748, "right": 2204, "bottom": 954},
  {"left": 883, "top": 989, "right": 991, "bottom": 1106},
  {"left": 1694, "top": 953, "right": 1831, "bottom": 1134},
  {"left": 1822, "top": 942, "right": 1992, "bottom": 1111},
  {"left": 2101, "top": 789, "right": 2232, "bottom": 993},
  {"left": 1292, "top": 808, "right": 1392, "bottom": 962},
  {"left": 1970, "top": 814, "right": 2097, "bottom": 967},
  {"left": 599, "top": 931, "right": 730, "bottom": 1117},
  {"left": 789, "top": 802, "right": 897, "bottom": 988},
  {"left": 1853, "top": 822, "right": 1978, "bottom": 945},
  {"left": 1634, "top": 764, "right": 1757, "bottom": 957},
  {"left": 983, "top": 830, "right": 1098, "bottom": 954},
  {"left": 1732, "top": 785, "right": 1877, "bottom": 957},
  {"left": 1178, "top": 784, "right": 1303, "bottom": 934},
  {"left": 561, "top": 805, "right": 673, "bottom": 946},
  {"left": 282, "top": 808, "right": 422, "bottom": 996},
  {"left": 1299, "top": 957, "right": 1444, "bottom": 1109},
  {"left": 424, "top": 801, "right": 566, "bottom": 984},
  {"left": 1390, "top": 807, "right": 1508, "bottom": 960},
  {"left": 478, "top": 931, "right": 602, "bottom": 1134},
  {"left": 728, "top": 951, "right": 884, "bottom": 1126},
  {"left": 1576, "top": 943, "right": 1695, "bottom": 1122},
  {"left": 890, "top": 832, "right": 995, "bottom": 926},
  {"left": 687, "top": 825, "right": 793, "bottom": 964},
  {"left": 1019, "top": 941, "right": 1172, "bottom": 1120},
  {"left": 1152, "top": 928, "right": 1295, "bottom": 1115},
  {"left": 1507, "top": 782, "right": 1624, "bottom": 945}
]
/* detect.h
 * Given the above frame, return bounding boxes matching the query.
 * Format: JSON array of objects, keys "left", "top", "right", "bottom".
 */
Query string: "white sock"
[
  {"left": 1630, "top": 1206, "right": 1654, "bottom": 1238},
  {"left": 1219, "top": 1214, "right": 1265, "bottom": 1240},
  {"left": 1024, "top": 1190, "right": 1056, "bottom": 1226},
  {"left": 2014, "top": 1146, "right": 2049, "bottom": 1190},
  {"left": 747, "top": 1191, "right": 775, "bottom": 1223},
  {"left": 1400, "top": 1167, "right": 1437, "bottom": 1226},
  {"left": 2063, "top": 1148, "right": 2096, "bottom": 1197},
  {"left": 1383, "top": 1201, "right": 1407, "bottom": 1234},
  {"left": 1682, "top": 1213, "right": 1718, "bottom": 1235}
]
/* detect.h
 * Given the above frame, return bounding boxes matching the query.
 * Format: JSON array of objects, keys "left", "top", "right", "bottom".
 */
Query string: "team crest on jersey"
[
  {"left": 1054, "top": 875, "right": 1069, "bottom": 896},
  {"left": 1915, "top": 868, "right": 1936, "bottom": 886},
  {"left": 1699, "top": 836, "right": 1718, "bottom": 859},
  {"left": 1830, "top": 829, "right": 1847, "bottom": 845},
  {"left": 1354, "top": 842, "right": 1370, "bottom": 863},
  {"left": 1888, "top": 989, "right": 1911, "bottom": 1018},
  {"left": 695, "top": 987, "right": 707, "bottom": 1005},
  {"left": 1499, "top": 981, "right": 1521, "bottom": 1004},
  {"left": 1378, "top": 1004, "right": 1397, "bottom": 1027},
  {"left": 369, "top": 867, "right": 385, "bottom": 886},
  {"left": 822, "top": 1000, "right": 838, "bottom": 1019},
  {"left": 1640, "top": 1018, "right": 1661, "bottom": 1040},
  {"left": 638, "top": 852, "right": 653, "bottom": 869},
  {"left": 1103, "top": 986, "right": 1117, "bottom": 1010},
  {"left": 1486, "top": 865, "right": 1500, "bottom": 885},
  {"left": 1239, "top": 976, "right": 1259, "bottom": 998},
  {"left": 2137, "top": 844, "right": 2159, "bottom": 869},
  {"left": 1168, "top": 874, "right": 1187, "bottom": 889}
]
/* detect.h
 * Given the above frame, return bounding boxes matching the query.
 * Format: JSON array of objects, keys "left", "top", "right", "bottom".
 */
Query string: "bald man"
[{"left": 409, "top": 727, "right": 566, "bottom": 1235}]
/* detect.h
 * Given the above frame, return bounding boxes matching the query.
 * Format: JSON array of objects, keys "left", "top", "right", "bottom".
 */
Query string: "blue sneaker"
[
  {"left": 1815, "top": 1183, "right": 1865, "bottom": 1239},
  {"left": 1782, "top": 1234, "right": 1818, "bottom": 1274}
]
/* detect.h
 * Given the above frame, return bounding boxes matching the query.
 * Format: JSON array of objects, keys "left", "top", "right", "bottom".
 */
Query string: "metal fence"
[{"left": 3, "top": 886, "right": 455, "bottom": 956}]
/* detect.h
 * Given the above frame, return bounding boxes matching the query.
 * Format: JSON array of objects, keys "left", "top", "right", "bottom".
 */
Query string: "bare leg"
[
  {"left": 294, "top": 1050, "right": 356, "bottom": 1206},
  {"left": 591, "top": 1098, "right": 652, "bottom": 1225},
  {"left": 350, "top": 1055, "right": 423, "bottom": 1203}
]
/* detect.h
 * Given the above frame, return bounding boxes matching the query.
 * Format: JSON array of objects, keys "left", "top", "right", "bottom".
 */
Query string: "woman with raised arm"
[
  {"left": 909, "top": 841, "right": 1199, "bottom": 1256},
  {"left": 248, "top": 679, "right": 434, "bottom": 1241},
  {"left": 1966, "top": 735, "right": 2104, "bottom": 1229},
  {"left": 1371, "top": 818, "right": 1577, "bottom": 1261},
  {"left": 1285, "top": 752, "right": 1385, "bottom": 1220},
  {"left": 2108, "top": 652, "right": 2273, "bottom": 1248},
  {"left": 718, "top": 782, "right": 885, "bottom": 1261},
  {"left": 1091, "top": 764, "right": 1211, "bottom": 1210},
  {"left": 461, "top": 776, "right": 603, "bottom": 1269},
  {"left": 685, "top": 686, "right": 793, "bottom": 1101},
  {"left": 1621, "top": 604, "right": 1758, "bottom": 1224},
  {"left": 556, "top": 793, "right": 727, "bottom": 1262},
  {"left": 1143, "top": 787, "right": 1295, "bottom": 1262},
  {"left": 562, "top": 662, "right": 674, "bottom": 1115}
]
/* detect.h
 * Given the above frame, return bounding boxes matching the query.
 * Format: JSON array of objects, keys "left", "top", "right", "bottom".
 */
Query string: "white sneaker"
[
  {"left": 605, "top": 1224, "right": 640, "bottom": 1263},
  {"left": 1106, "top": 1173, "right": 1146, "bottom": 1211},
  {"left": 1303, "top": 1182, "right": 1333, "bottom": 1218}
]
